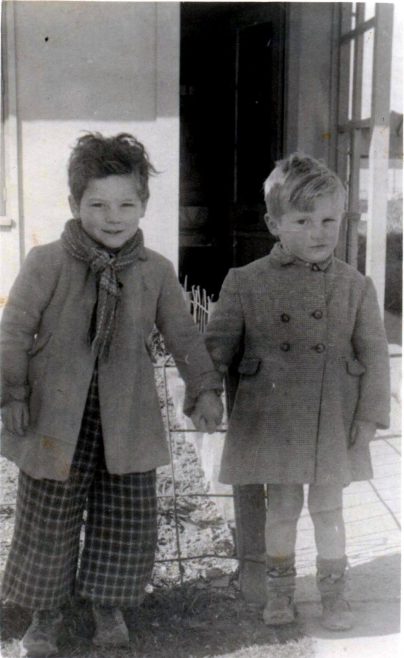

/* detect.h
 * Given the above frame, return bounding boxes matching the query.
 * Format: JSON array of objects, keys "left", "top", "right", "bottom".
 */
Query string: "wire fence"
[
  {"left": 152, "top": 282, "right": 238, "bottom": 587},
  {"left": 182, "top": 276, "right": 216, "bottom": 333}
]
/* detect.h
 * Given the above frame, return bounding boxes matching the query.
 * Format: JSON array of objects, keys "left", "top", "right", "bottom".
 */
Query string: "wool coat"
[
  {"left": 0, "top": 232, "right": 221, "bottom": 481},
  {"left": 205, "top": 243, "right": 390, "bottom": 486}
]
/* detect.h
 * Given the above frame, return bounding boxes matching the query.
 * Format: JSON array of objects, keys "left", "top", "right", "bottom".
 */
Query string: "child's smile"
[
  {"left": 267, "top": 193, "right": 345, "bottom": 263},
  {"left": 69, "top": 174, "right": 147, "bottom": 249}
]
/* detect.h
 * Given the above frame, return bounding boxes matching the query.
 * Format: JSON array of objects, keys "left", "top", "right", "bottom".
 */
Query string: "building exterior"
[
  {"left": 1, "top": 1, "right": 400, "bottom": 311},
  {"left": 0, "top": 0, "right": 401, "bottom": 606}
]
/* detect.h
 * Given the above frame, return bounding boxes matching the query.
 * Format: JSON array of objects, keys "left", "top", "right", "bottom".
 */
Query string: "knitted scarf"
[{"left": 61, "top": 219, "right": 144, "bottom": 359}]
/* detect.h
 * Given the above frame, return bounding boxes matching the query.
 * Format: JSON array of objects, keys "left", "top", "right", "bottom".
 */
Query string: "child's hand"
[
  {"left": 191, "top": 390, "right": 223, "bottom": 434},
  {"left": 349, "top": 420, "right": 377, "bottom": 447},
  {"left": 1, "top": 400, "right": 30, "bottom": 436}
]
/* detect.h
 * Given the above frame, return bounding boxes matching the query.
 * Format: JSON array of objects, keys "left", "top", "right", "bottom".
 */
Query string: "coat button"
[
  {"left": 311, "top": 264, "right": 320, "bottom": 271},
  {"left": 312, "top": 309, "right": 323, "bottom": 319},
  {"left": 281, "top": 313, "right": 290, "bottom": 322},
  {"left": 313, "top": 343, "right": 326, "bottom": 353},
  {"left": 280, "top": 342, "right": 291, "bottom": 352}
]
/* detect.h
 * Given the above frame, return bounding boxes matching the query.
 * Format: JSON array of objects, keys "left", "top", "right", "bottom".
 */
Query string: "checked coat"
[
  {"left": 0, "top": 231, "right": 221, "bottom": 481},
  {"left": 205, "top": 243, "right": 390, "bottom": 486}
]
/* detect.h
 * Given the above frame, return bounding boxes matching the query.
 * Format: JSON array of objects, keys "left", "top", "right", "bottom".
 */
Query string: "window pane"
[
  {"left": 349, "top": 39, "right": 355, "bottom": 120},
  {"left": 391, "top": 4, "right": 403, "bottom": 112},
  {"left": 361, "top": 27, "right": 374, "bottom": 119},
  {"left": 351, "top": 3, "right": 357, "bottom": 29},
  {"left": 364, "top": 3, "right": 376, "bottom": 21}
]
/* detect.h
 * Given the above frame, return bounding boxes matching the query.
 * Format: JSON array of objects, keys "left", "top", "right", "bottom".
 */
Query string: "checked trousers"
[{"left": 1, "top": 367, "right": 158, "bottom": 610}]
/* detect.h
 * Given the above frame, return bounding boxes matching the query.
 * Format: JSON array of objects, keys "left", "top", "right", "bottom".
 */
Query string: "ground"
[{"left": 1, "top": 585, "right": 314, "bottom": 658}]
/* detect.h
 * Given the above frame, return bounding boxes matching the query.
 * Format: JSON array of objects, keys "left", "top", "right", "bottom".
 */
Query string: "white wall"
[{"left": 1, "top": 1, "right": 179, "bottom": 302}]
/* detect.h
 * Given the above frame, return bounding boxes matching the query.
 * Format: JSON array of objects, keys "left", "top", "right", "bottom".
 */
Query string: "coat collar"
[{"left": 268, "top": 242, "right": 333, "bottom": 271}]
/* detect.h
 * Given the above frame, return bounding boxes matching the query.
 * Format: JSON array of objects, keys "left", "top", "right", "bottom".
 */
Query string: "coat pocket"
[
  {"left": 237, "top": 357, "right": 261, "bottom": 376},
  {"left": 346, "top": 358, "right": 366, "bottom": 376},
  {"left": 28, "top": 332, "right": 53, "bottom": 357}
]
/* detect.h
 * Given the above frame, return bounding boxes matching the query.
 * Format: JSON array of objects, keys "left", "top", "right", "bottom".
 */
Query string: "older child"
[
  {"left": 1, "top": 132, "right": 223, "bottom": 655},
  {"left": 205, "top": 153, "right": 390, "bottom": 630}
]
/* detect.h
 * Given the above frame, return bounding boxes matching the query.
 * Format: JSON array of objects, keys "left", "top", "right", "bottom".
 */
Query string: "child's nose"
[
  {"left": 310, "top": 223, "right": 325, "bottom": 240},
  {"left": 105, "top": 207, "right": 121, "bottom": 224}
]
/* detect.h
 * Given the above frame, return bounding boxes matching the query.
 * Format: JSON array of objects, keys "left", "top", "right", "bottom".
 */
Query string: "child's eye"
[
  {"left": 90, "top": 202, "right": 104, "bottom": 208},
  {"left": 323, "top": 217, "right": 336, "bottom": 223},
  {"left": 122, "top": 203, "right": 135, "bottom": 208},
  {"left": 296, "top": 219, "right": 307, "bottom": 226}
]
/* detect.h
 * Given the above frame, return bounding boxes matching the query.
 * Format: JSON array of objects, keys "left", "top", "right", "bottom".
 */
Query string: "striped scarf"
[{"left": 61, "top": 219, "right": 144, "bottom": 359}]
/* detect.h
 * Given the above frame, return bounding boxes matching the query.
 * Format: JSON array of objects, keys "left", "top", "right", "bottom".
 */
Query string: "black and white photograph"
[{"left": 0, "top": 1, "right": 402, "bottom": 657}]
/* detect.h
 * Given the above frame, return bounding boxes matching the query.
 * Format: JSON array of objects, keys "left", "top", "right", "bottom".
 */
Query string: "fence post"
[
  {"left": 233, "top": 484, "right": 267, "bottom": 605},
  {"left": 226, "top": 368, "right": 267, "bottom": 605}
]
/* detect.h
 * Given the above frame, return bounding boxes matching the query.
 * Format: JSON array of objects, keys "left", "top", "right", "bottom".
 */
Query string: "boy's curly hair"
[
  {"left": 264, "top": 152, "right": 346, "bottom": 220},
  {"left": 68, "top": 132, "right": 157, "bottom": 203}
]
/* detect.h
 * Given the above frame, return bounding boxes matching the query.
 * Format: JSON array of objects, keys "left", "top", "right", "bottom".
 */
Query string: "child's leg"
[
  {"left": 2, "top": 470, "right": 86, "bottom": 611},
  {"left": 263, "top": 484, "right": 304, "bottom": 625},
  {"left": 76, "top": 463, "right": 157, "bottom": 647},
  {"left": 76, "top": 467, "right": 157, "bottom": 609},
  {"left": 308, "top": 484, "right": 353, "bottom": 630},
  {"left": 308, "top": 484, "right": 345, "bottom": 559},
  {"left": 265, "top": 484, "right": 304, "bottom": 556},
  {"left": 2, "top": 367, "right": 105, "bottom": 655},
  {"left": 1, "top": 465, "right": 92, "bottom": 657},
  {"left": 2, "top": 368, "right": 104, "bottom": 610}
]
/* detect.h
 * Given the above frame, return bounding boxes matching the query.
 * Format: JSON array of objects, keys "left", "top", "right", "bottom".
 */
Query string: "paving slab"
[{"left": 301, "top": 600, "right": 401, "bottom": 658}]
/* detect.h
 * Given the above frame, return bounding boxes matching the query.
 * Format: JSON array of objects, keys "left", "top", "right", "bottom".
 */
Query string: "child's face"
[
  {"left": 265, "top": 192, "right": 344, "bottom": 263},
  {"left": 69, "top": 174, "right": 147, "bottom": 249}
]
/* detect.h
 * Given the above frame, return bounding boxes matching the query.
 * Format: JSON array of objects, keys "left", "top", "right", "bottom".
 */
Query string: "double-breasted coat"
[
  {"left": 0, "top": 232, "right": 221, "bottom": 481},
  {"left": 205, "top": 243, "right": 390, "bottom": 486}
]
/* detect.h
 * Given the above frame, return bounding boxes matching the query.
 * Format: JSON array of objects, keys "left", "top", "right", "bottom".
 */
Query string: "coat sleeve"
[
  {"left": 0, "top": 246, "right": 60, "bottom": 406},
  {"left": 205, "top": 269, "right": 245, "bottom": 373},
  {"left": 352, "top": 276, "right": 390, "bottom": 429},
  {"left": 154, "top": 260, "right": 222, "bottom": 415}
]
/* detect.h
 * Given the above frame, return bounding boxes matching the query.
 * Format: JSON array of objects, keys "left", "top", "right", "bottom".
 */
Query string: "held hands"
[
  {"left": 349, "top": 419, "right": 377, "bottom": 447},
  {"left": 191, "top": 390, "right": 224, "bottom": 434},
  {"left": 1, "top": 400, "right": 30, "bottom": 436}
]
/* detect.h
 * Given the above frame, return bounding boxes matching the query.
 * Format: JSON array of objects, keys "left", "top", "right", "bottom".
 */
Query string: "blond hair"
[{"left": 264, "top": 153, "right": 345, "bottom": 220}]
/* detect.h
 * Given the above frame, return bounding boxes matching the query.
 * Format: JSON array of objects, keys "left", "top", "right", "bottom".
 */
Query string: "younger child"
[
  {"left": 205, "top": 153, "right": 390, "bottom": 630},
  {"left": 0, "top": 132, "right": 223, "bottom": 655}
]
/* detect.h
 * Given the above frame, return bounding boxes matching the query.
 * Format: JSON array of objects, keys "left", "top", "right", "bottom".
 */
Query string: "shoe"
[
  {"left": 321, "top": 594, "right": 353, "bottom": 631},
  {"left": 92, "top": 605, "right": 130, "bottom": 648},
  {"left": 20, "top": 609, "right": 63, "bottom": 657},
  {"left": 263, "top": 594, "right": 297, "bottom": 626}
]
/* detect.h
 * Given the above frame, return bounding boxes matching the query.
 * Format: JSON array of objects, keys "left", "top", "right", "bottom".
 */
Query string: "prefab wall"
[{"left": 1, "top": 0, "right": 179, "bottom": 299}]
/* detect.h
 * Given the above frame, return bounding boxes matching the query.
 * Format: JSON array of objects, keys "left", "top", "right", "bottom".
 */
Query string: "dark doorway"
[{"left": 180, "top": 2, "right": 286, "bottom": 297}]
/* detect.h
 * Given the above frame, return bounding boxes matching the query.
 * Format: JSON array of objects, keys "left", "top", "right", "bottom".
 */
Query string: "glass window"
[{"left": 361, "top": 27, "right": 374, "bottom": 119}]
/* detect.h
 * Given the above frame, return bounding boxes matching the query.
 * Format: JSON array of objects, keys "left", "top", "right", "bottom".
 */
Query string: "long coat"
[
  {"left": 0, "top": 233, "right": 221, "bottom": 481},
  {"left": 205, "top": 244, "right": 390, "bottom": 486}
]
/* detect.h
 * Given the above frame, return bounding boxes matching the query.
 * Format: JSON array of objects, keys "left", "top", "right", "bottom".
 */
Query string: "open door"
[{"left": 180, "top": 2, "right": 285, "bottom": 297}]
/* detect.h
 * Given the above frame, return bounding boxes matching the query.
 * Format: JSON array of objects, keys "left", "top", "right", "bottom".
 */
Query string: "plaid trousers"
[{"left": 1, "top": 366, "right": 157, "bottom": 610}]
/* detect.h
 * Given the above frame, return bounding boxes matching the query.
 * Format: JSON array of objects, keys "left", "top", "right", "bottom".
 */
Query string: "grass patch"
[{"left": 1, "top": 582, "right": 313, "bottom": 658}]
